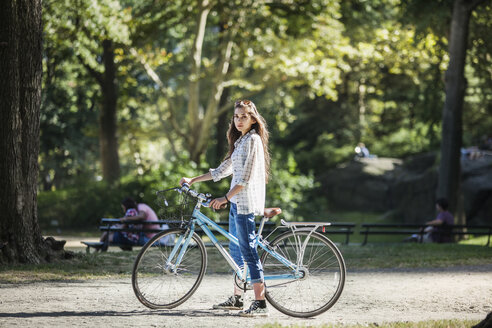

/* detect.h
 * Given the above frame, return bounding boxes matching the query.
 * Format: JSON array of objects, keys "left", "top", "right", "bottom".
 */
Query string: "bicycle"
[{"left": 131, "top": 184, "right": 346, "bottom": 318}]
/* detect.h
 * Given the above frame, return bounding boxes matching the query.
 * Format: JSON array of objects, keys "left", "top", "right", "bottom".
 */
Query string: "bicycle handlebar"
[
  {"left": 179, "top": 183, "right": 213, "bottom": 207},
  {"left": 179, "top": 183, "right": 228, "bottom": 209}
]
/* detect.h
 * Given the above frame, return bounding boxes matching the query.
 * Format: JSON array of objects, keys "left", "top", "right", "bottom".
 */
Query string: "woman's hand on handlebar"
[
  {"left": 209, "top": 197, "right": 228, "bottom": 210},
  {"left": 180, "top": 177, "right": 193, "bottom": 186}
]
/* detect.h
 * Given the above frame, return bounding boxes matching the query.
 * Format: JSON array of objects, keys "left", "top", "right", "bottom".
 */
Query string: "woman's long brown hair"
[{"left": 225, "top": 100, "right": 270, "bottom": 183}]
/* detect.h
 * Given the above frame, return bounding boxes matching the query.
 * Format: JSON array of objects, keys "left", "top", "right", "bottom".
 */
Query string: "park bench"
[
  {"left": 360, "top": 223, "right": 492, "bottom": 246},
  {"left": 318, "top": 222, "right": 355, "bottom": 245},
  {"left": 314, "top": 222, "right": 356, "bottom": 245},
  {"left": 81, "top": 219, "right": 355, "bottom": 252},
  {"left": 81, "top": 218, "right": 176, "bottom": 253},
  {"left": 81, "top": 218, "right": 276, "bottom": 253}
]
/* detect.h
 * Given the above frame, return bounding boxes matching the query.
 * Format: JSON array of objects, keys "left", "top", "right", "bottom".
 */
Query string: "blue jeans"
[
  {"left": 113, "top": 231, "right": 150, "bottom": 246},
  {"left": 228, "top": 203, "right": 264, "bottom": 283}
]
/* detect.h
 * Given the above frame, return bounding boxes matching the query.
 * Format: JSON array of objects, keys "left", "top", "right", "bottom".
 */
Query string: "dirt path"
[{"left": 1, "top": 266, "right": 491, "bottom": 327}]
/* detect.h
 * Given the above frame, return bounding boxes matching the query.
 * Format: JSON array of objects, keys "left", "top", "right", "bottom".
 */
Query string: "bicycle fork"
[{"left": 165, "top": 226, "right": 195, "bottom": 274}]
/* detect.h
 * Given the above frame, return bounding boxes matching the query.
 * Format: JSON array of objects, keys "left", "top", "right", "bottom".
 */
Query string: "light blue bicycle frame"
[{"left": 168, "top": 204, "right": 303, "bottom": 284}]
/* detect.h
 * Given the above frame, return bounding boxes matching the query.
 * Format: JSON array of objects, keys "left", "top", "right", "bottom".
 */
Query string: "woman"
[{"left": 180, "top": 99, "right": 270, "bottom": 317}]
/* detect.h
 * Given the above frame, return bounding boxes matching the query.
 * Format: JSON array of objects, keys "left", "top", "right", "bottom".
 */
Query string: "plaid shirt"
[{"left": 210, "top": 129, "right": 265, "bottom": 215}]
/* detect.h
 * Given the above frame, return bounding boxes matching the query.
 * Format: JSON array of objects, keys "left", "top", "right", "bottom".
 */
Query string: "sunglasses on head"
[
  {"left": 235, "top": 100, "right": 252, "bottom": 107},
  {"left": 235, "top": 100, "right": 258, "bottom": 114}
]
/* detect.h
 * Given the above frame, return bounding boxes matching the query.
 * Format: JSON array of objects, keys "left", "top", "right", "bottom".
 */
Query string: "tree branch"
[
  {"left": 193, "top": 8, "right": 249, "bottom": 156},
  {"left": 187, "top": 1, "right": 211, "bottom": 132},
  {"left": 128, "top": 47, "right": 186, "bottom": 140},
  {"left": 153, "top": 105, "right": 179, "bottom": 158},
  {"left": 216, "top": 88, "right": 261, "bottom": 116},
  {"left": 76, "top": 55, "right": 103, "bottom": 86}
]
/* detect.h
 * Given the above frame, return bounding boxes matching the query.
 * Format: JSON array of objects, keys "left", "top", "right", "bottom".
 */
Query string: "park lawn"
[
  {"left": 1, "top": 242, "right": 491, "bottom": 284},
  {"left": 340, "top": 243, "right": 492, "bottom": 269},
  {"left": 0, "top": 251, "right": 137, "bottom": 283},
  {"left": 260, "top": 319, "right": 480, "bottom": 328}
]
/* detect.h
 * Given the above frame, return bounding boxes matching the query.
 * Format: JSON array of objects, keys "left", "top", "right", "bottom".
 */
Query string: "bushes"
[
  {"left": 38, "top": 179, "right": 151, "bottom": 229},
  {"left": 37, "top": 158, "right": 206, "bottom": 229},
  {"left": 38, "top": 153, "right": 322, "bottom": 230}
]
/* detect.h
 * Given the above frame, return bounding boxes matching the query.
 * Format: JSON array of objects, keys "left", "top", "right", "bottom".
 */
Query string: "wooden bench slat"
[
  {"left": 361, "top": 230, "right": 422, "bottom": 234},
  {"left": 85, "top": 218, "right": 357, "bottom": 252}
]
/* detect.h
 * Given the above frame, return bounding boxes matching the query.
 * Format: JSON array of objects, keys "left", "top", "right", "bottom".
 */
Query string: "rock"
[
  {"left": 461, "top": 156, "right": 492, "bottom": 225},
  {"left": 44, "top": 236, "right": 66, "bottom": 251},
  {"left": 320, "top": 152, "right": 492, "bottom": 224}
]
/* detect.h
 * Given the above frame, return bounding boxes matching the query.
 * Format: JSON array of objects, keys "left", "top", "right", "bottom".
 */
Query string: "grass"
[
  {"left": 258, "top": 319, "right": 481, "bottom": 328},
  {"left": 340, "top": 242, "right": 492, "bottom": 270},
  {"left": 0, "top": 251, "right": 138, "bottom": 283},
  {"left": 1, "top": 241, "right": 491, "bottom": 284},
  {"left": 317, "top": 210, "right": 386, "bottom": 245},
  {"left": 459, "top": 235, "right": 491, "bottom": 247},
  {"left": 17, "top": 211, "right": 486, "bottom": 283}
]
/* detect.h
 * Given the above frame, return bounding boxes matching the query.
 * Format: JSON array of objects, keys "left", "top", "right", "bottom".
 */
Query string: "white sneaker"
[
  {"left": 212, "top": 295, "right": 243, "bottom": 310},
  {"left": 238, "top": 301, "right": 269, "bottom": 317}
]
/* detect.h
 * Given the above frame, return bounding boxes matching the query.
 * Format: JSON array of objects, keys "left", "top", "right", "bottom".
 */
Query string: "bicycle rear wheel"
[
  {"left": 132, "top": 228, "right": 207, "bottom": 309},
  {"left": 260, "top": 230, "right": 346, "bottom": 317}
]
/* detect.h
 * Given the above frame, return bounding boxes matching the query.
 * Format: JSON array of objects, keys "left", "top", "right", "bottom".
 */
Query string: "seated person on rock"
[{"left": 354, "top": 142, "right": 376, "bottom": 159}]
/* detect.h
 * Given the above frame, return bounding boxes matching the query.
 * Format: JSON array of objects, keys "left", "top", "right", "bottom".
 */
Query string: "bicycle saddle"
[{"left": 264, "top": 207, "right": 282, "bottom": 218}]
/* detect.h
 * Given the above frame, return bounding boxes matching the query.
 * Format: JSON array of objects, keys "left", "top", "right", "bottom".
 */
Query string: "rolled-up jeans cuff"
[{"left": 250, "top": 277, "right": 264, "bottom": 284}]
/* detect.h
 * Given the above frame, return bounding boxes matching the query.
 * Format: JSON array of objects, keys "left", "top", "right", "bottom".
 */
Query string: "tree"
[
  {"left": 131, "top": 0, "right": 243, "bottom": 163},
  {"left": 80, "top": 39, "right": 121, "bottom": 183},
  {"left": 130, "top": 0, "right": 346, "bottom": 163},
  {"left": 43, "top": 0, "right": 132, "bottom": 183},
  {"left": 0, "top": 0, "right": 67, "bottom": 263},
  {"left": 437, "top": 0, "right": 488, "bottom": 218}
]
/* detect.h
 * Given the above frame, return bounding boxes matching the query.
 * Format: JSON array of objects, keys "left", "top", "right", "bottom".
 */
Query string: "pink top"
[{"left": 138, "top": 203, "right": 161, "bottom": 238}]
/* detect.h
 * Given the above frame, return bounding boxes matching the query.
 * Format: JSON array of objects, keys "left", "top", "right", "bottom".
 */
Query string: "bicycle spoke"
[{"left": 132, "top": 229, "right": 207, "bottom": 309}]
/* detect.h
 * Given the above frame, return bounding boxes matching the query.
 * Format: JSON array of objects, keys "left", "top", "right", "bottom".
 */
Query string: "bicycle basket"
[{"left": 155, "top": 187, "right": 195, "bottom": 227}]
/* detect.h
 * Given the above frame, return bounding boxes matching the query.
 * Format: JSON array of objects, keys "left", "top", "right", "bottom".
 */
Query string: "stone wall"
[{"left": 320, "top": 152, "right": 492, "bottom": 224}]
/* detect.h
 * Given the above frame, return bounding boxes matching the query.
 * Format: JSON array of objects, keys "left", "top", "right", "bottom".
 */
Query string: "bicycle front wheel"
[
  {"left": 132, "top": 228, "right": 207, "bottom": 309},
  {"left": 261, "top": 230, "right": 346, "bottom": 317}
]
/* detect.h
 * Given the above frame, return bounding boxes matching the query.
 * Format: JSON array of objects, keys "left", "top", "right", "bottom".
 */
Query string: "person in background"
[
  {"left": 100, "top": 197, "right": 167, "bottom": 249},
  {"left": 355, "top": 142, "right": 376, "bottom": 158},
  {"left": 405, "top": 198, "right": 454, "bottom": 243},
  {"left": 422, "top": 198, "right": 454, "bottom": 243}
]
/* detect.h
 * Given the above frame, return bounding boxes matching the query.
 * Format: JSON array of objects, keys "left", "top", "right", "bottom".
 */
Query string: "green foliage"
[
  {"left": 266, "top": 151, "right": 318, "bottom": 221},
  {"left": 38, "top": 0, "right": 492, "bottom": 228},
  {"left": 37, "top": 155, "right": 203, "bottom": 229},
  {"left": 38, "top": 150, "right": 321, "bottom": 228}
]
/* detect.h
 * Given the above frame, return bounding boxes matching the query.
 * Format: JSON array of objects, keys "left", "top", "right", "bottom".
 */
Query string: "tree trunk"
[
  {"left": 437, "top": 0, "right": 474, "bottom": 220},
  {"left": 438, "top": 0, "right": 487, "bottom": 223},
  {"left": 0, "top": 0, "right": 68, "bottom": 263},
  {"left": 99, "top": 39, "right": 120, "bottom": 183},
  {"left": 187, "top": 0, "right": 211, "bottom": 163},
  {"left": 194, "top": 37, "right": 234, "bottom": 159}
]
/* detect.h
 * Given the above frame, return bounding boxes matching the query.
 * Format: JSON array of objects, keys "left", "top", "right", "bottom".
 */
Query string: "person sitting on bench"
[
  {"left": 423, "top": 198, "right": 454, "bottom": 243},
  {"left": 405, "top": 198, "right": 454, "bottom": 243},
  {"left": 100, "top": 197, "right": 168, "bottom": 248}
]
